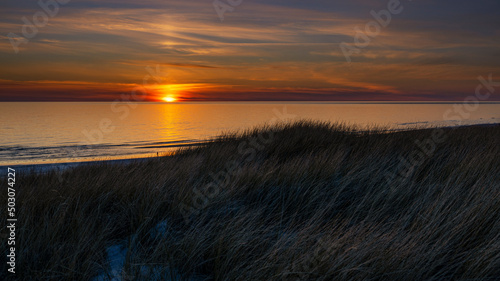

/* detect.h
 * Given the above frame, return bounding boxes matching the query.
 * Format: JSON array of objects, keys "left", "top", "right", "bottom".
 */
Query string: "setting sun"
[{"left": 162, "top": 96, "right": 177, "bottom": 102}]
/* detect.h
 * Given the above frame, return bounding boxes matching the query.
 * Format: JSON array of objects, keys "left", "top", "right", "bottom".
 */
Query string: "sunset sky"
[{"left": 1, "top": 0, "right": 499, "bottom": 101}]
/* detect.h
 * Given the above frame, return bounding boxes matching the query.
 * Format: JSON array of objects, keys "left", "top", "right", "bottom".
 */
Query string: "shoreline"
[
  {"left": 0, "top": 140, "right": 211, "bottom": 173},
  {"left": 0, "top": 156, "right": 157, "bottom": 174}
]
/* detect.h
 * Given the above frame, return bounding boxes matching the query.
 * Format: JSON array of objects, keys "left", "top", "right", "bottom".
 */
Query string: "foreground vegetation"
[{"left": 1, "top": 121, "right": 500, "bottom": 280}]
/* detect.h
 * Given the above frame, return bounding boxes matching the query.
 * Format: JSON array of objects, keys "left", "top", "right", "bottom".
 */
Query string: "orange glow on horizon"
[
  {"left": 155, "top": 84, "right": 190, "bottom": 102},
  {"left": 162, "top": 96, "right": 177, "bottom": 102}
]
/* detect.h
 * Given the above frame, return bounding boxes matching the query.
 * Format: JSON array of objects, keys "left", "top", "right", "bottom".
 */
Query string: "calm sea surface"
[{"left": 1, "top": 102, "right": 499, "bottom": 165}]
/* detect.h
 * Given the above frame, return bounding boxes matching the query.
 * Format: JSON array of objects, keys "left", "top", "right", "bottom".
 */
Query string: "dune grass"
[{"left": 1, "top": 121, "right": 499, "bottom": 280}]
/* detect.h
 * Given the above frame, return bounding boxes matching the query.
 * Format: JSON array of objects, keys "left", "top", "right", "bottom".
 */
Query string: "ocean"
[{"left": 1, "top": 102, "right": 499, "bottom": 166}]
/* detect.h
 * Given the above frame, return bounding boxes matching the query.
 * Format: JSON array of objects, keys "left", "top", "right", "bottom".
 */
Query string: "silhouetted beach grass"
[{"left": 1, "top": 121, "right": 499, "bottom": 280}]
